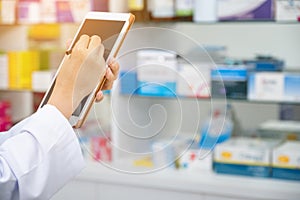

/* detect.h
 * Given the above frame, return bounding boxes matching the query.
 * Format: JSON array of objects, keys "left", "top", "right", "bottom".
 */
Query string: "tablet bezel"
[{"left": 39, "top": 12, "right": 135, "bottom": 128}]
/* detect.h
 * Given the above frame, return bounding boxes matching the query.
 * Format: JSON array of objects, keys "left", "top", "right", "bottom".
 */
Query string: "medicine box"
[
  {"left": 248, "top": 72, "right": 284, "bottom": 101},
  {"left": 120, "top": 71, "right": 138, "bottom": 95},
  {"left": 218, "top": 0, "right": 274, "bottom": 21},
  {"left": 177, "top": 62, "right": 210, "bottom": 98},
  {"left": 248, "top": 72, "right": 300, "bottom": 102},
  {"left": 284, "top": 74, "right": 300, "bottom": 102},
  {"left": 213, "top": 137, "right": 282, "bottom": 177},
  {"left": 272, "top": 141, "right": 300, "bottom": 181},
  {"left": 136, "top": 50, "right": 177, "bottom": 97},
  {"left": 244, "top": 56, "right": 284, "bottom": 72},
  {"left": 276, "top": 0, "right": 300, "bottom": 22},
  {"left": 211, "top": 66, "right": 248, "bottom": 99}
]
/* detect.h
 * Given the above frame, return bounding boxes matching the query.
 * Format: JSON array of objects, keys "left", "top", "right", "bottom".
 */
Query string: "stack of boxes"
[{"left": 213, "top": 137, "right": 300, "bottom": 181}]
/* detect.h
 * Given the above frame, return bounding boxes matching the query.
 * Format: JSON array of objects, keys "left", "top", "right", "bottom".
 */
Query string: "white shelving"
[
  {"left": 1, "top": 22, "right": 300, "bottom": 200},
  {"left": 52, "top": 162, "right": 300, "bottom": 200}
]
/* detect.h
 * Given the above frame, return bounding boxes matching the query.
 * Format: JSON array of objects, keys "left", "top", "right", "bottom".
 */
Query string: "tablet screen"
[
  {"left": 72, "top": 19, "right": 126, "bottom": 60},
  {"left": 71, "top": 19, "right": 126, "bottom": 117}
]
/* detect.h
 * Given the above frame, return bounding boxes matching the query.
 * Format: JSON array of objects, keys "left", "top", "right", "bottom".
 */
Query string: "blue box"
[
  {"left": 211, "top": 66, "right": 248, "bottom": 99},
  {"left": 137, "top": 81, "right": 176, "bottom": 97},
  {"left": 244, "top": 57, "right": 284, "bottom": 72},
  {"left": 120, "top": 71, "right": 138, "bottom": 95}
]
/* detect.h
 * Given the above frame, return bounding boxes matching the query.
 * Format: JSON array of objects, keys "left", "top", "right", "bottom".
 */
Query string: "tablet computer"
[{"left": 39, "top": 12, "right": 135, "bottom": 128}]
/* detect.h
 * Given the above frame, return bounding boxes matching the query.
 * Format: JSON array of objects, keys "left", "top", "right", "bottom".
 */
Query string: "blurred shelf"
[
  {"left": 0, "top": 88, "right": 45, "bottom": 93},
  {"left": 76, "top": 161, "right": 300, "bottom": 200},
  {"left": 119, "top": 94, "right": 300, "bottom": 105}
]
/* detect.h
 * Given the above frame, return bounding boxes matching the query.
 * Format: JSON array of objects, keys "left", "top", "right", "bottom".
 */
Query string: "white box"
[
  {"left": 32, "top": 70, "right": 55, "bottom": 92},
  {"left": 0, "top": 0, "right": 17, "bottom": 24},
  {"left": 272, "top": 141, "right": 300, "bottom": 180},
  {"left": 177, "top": 62, "right": 210, "bottom": 98},
  {"left": 136, "top": 50, "right": 178, "bottom": 97},
  {"left": 180, "top": 149, "right": 213, "bottom": 171},
  {"left": 273, "top": 141, "right": 300, "bottom": 168},
  {"left": 214, "top": 137, "right": 282, "bottom": 177},
  {"left": 276, "top": 0, "right": 300, "bottom": 22},
  {"left": 0, "top": 53, "right": 8, "bottom": 89},
  {"left": 248, "top": 72, "right": 284, "bottom": 101},
  {"left": 248, "top": 72, "right": 300, "bottom": 102}
]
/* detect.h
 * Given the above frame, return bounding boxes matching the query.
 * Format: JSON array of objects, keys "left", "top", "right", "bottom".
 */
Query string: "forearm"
[{"left": 0, "top": 105, "right": 85, "bottom": 199}]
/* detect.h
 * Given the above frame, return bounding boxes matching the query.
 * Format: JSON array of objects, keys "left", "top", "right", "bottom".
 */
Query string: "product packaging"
[
  {"left": 244, "top": 56, "right": 284, "bottom": 72},
  {"left": 150, "top": 0, "right": 175, "bottom": 20},
  {"left": 193, "top": 0, "right": 217, "bottom": 22},
  {"left": 211, "top": 65, "right": 248, "bottom": 99},
  {"left": 17, "top": 0, "right": 40, "bottom": 24},
  {"left": 0, "top": 0, "right": 17, "bottom": 24},
  {"left": 136, "top": 50, "right": 178, "bottom": 97},
  {"left": 214, "top": 137, "right": 282, "bottom": 177},
  {"left": 8, "top": 50, "right": 39, "bottom": 89},
  {"left": 120, "top": 71, "right": 138, "bottom": 95},
  {"left": 218, "top": 0, "right": 274, "bottom": 21},
  {"left": 0, "top": 52, "right": 8, "bottom": 89},
  {"left": 248, "top": 72, "right": 284, "bottom": 102},
  {"left": 272, "top": 141, "right": 300, "bottom": 181},
  {"left": 276, "top": 0, "right": 300, "bottom": 22},
  {"left": 248, "top": 72, "right": 300, "bottom": 102},
  {"left": 176, "top": 62, "right": 210, "bottom": 98},
  {"left": 199, "top": 105, "right": 233, "bottom": 150},
  {"left": 0, "top": 100, "right": 12, "bottom": 132},
  {"left": 175, "top": 0, "right": 193, "bottom": 20},
  {"left": 31, "top": 70, "right": 55, "bottom": 92}
]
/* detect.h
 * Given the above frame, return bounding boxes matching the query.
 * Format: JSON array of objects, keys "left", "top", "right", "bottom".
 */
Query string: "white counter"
[{"left": 52, "top": 162, "right": 300, "bottom": 200}]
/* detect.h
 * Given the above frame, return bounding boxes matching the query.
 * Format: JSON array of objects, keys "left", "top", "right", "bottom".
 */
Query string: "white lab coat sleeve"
[{"left": 0, "top": 104, "right": 86, "bottom": 200}]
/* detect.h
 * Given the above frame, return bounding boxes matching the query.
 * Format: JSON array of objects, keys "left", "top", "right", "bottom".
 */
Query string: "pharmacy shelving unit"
[{"left": 1, "top": 21, "right": 300, "bottom": 200}]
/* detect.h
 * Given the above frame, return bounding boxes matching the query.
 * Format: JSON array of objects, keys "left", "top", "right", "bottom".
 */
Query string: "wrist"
[{"left": 47, "top": 89, "right": 73, "bottom": 119}]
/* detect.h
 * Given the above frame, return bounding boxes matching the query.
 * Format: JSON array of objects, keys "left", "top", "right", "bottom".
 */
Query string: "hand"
[
  {"left": 95, "top": 60, "right": 120, "bottom": 102},
  {"left": 66, "top": 38, "right": 120, "bottom": 103},
  {"left": 48, "top": 34, "right": 105, "bottom": 118}
]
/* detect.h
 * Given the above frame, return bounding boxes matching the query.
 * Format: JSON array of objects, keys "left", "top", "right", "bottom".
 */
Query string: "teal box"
[
  {"left": 214, "top": 162, "right": 271, "bottom": 177},
  {"left": 272, "top": 168, "right": 300, "bottom": 181},
  {"left": 137, "top": 81, "right": 176, "bottom": 97}
]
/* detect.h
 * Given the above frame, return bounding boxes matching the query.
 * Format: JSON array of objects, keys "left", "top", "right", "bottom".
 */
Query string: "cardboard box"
[
  {"left": 272, "top": 141, "right": 300, "bottom": 181},
  {"left": 214, "top": 137, "right": 282, "bottom": 177}
]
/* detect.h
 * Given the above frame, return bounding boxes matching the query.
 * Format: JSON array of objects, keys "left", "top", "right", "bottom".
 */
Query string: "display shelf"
[
  {"left": 134, "top": 20, "right": 300, "bottom": 26},
  {"left": 119, "top": 94, "right": 300, "bottom": 105},
  {"left": 71, "top": 161, "right": 300, "bottom": 200}
]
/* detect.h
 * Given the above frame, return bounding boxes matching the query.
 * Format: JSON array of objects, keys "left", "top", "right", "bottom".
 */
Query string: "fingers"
[
  {"left": 88, "top": 35, "right": 102, "bottom": 51},
  {"left": 95, "top": 91, "right": 104, "bottom": 102},
  {"left": 108, "top": 60, "right": 119, "bottom": 80},
  {"left": 74, "top": 34, "right": 90, "bottom": 49}
]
